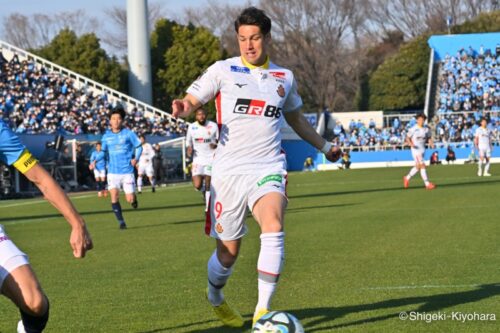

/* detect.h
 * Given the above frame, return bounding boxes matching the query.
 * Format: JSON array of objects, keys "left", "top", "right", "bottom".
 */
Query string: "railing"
[{"left": 0, "top": 39, "right": 184, "bottom": 123}]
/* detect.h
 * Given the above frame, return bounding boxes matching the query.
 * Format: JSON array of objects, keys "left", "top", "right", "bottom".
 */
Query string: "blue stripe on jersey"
[
  {"left": 101, "top": 128, "right": 141, "bottom": 174},
  {"left": 0, "top": 120, "right": 27, "bottom": 166},
  {"left": 90, "top": 150, "right": 107, "bottom": 171}
]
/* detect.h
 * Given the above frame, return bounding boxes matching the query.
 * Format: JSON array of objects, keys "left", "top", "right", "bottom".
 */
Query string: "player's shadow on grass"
[
  {"left": 290, "top": 178, "right": 500, "bottom": 200},
  {"left": 295, "top": 283, "right": 500, "bottom": 332},
  {"left": 0, "top": 202, "right": 205, "bottom": 223},
  {"left": 141, "top": 283, "right": 499, "bottom": 332}
]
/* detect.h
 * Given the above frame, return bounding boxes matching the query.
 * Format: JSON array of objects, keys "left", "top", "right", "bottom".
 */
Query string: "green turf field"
[{"left": 0, "top": 165, "right": 498, "bottom": 332}]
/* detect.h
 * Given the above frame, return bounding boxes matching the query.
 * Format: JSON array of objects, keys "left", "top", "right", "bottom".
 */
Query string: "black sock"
[
  {"left": 111, "top": 202, "right": 124, "bottom": 223},
  {"left": 96, "top": 181, "right": 101, "bottom": 191},
  {"left": 20, "top": 299, "right": 49, "bottom": 333}
]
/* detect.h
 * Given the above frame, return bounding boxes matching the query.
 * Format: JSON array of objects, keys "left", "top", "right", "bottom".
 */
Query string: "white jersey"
[
  {"left": 186, "top": 56, "right": 303, "bottom": 176},
  {"left": 186, "top": 120, "right": 218, "bottom": 165},
  {"left": 138, "top": 143, "right": 154, "bottom": 166},
  {"left": 407, "top": 125, "right": 430, "bottom": 152},
  {"left": 475, "top": 127, "right": 491, "bottom": 149}
]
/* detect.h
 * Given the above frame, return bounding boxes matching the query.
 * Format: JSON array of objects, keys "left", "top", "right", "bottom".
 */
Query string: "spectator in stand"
[{"left": 0, "top": 51, "right": 186, "bottom": 136}]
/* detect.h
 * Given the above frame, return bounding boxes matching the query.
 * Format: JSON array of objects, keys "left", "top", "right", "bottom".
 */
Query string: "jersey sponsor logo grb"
[
  {"left": 230, "top": 65, "right": 250, "bottom": 74},
  {"left": 270, "top": 71, "right": 286, "bottom": 79},
  {"left": 233, "top": 99, "right": 282, "bottom": 118}
]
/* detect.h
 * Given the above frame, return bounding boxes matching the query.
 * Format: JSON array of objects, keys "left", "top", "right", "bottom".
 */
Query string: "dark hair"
[
  {"left": 480, "top": 117, "right": 487, "bottom": 122},
  {"left": 416, "top": 113, "right": 427, "bottom": 120},
  {"left": 195, "top": 108, "right": 208, "bottom": 114},
  {"left": 109, "top": 104, "right": 126, "bottom": 120},
  {"left": 139, "top": 134, "right": 145, "bottom": 139},
  {"left": 234, "top": 7, "right": 271, "bottom": 35},
  {"left": 96, "top": 142, "right": 101, "bottom": 146}
]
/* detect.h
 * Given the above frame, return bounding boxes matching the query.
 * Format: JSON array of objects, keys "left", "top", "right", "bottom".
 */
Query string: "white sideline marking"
[{"left": 362, "top": 284, "right": 480, "bottom": 290}]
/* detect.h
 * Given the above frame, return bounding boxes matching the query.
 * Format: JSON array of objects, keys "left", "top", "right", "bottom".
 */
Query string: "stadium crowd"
[{"left": 0, "top": 52, "right": 186, "bottom": 136}]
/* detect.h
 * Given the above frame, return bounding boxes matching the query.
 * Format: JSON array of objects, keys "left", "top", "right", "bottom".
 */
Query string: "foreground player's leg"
[
  {"left": 2, "top": 265, "right": 49, "bottom": 333},
  {"left": 252, "top": 192, "right": 287, "bottom": 325},
  {"left": 207, "top": 240, "right": 244, "bottom": 327},
  {"left": 110, "top": 189, "right": 126, "bottom": 229}
]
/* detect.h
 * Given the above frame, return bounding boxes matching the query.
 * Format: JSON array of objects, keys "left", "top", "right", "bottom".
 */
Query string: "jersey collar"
[{"left": 241, "top": 56, "right": 270, "bottom": 69}]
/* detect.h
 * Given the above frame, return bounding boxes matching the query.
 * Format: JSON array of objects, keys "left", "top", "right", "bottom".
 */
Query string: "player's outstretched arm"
[
  {"left": 284, "top": 111, "right": 341, "bottom": 162},
  {"left": 24, "top": 163, "right": 93, "bottom": 258},
  {"left": 172, "top": 94, "right": 202, "bottom": 119}
]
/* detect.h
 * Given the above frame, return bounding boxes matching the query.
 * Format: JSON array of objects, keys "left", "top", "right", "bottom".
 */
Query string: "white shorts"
[
  {"left": 478, "top": 147, "right": 491, "bottom": 158},
  {"left": 192, "top": 163, "right": 212, "bottom": 177},
  {"left": 107, "top": 173, "right": 136, "bottom": 194},
  {"left": 205, "top": 171, "right": 288, "bottom": 241},
  {"left": 93, "top": 169, "right": 106, "bottom": 179},
  {"left": 138, "top": 163, "right": 154, "bottom": 177},
  {"left": 0, "top": 225, "right": 29, "bottom": 289},
  {"left": 411, "top": 149, "right": 425, "bottom": 164}
]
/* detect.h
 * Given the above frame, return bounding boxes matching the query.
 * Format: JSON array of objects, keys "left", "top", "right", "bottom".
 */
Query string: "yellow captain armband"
[{"left": 12, "top": 149, "right": 38, "bottom": 174}]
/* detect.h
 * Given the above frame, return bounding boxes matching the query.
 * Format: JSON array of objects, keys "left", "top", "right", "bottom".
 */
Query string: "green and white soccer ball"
[{"left": 252, "top": 311, "right": 304, "bottom": 333}]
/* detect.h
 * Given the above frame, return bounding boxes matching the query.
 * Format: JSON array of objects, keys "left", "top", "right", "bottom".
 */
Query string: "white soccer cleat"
[
  {"left": 17, "top": 320, "right": 26, "bottom": 333},
  {"left": 483, "top": 172, "right": 491, "bottom": 177},
  {"left": 477, "top": 170, "right": 482, "bottom": 177}
]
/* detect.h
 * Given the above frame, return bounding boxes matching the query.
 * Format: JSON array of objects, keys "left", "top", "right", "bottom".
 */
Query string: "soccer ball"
[{"left": 252, "top": 311, "right": 304, "bottom": 333}]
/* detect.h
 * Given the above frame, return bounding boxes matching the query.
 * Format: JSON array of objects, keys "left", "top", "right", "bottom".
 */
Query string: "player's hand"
[
  {"left": 70, "top": 224, "right": 93, "bottom": 258},
  {"left": 325, "top": 146, "right": 342, "bottom": 162},
  {"left": 172, "top": 99, "right": 191, "bottom": 118},
  {"left": 89, "top": 164, "right": 94, "bottom": 171},
  {"left": 131, "top": 159, "right": 137, "bottom": 167}
]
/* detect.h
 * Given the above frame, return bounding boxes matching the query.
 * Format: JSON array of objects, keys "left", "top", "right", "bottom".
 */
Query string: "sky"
[{"left": 0, "top": 0, "right": 245, "bottom": 53}]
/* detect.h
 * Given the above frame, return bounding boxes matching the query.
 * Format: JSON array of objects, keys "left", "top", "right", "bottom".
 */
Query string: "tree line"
[{"left": 2, "top": 0, "right": 499, "bottom": 118}]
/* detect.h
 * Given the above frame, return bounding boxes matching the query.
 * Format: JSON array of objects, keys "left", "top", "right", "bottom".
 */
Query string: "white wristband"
[{"left": 321, "top": 141, "right": 333, "bottom": 154}]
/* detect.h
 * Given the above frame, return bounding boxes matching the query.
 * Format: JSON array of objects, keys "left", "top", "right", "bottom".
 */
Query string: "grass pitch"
[{"left": 0, "top": 164, "right": 499, "bottom": 332}]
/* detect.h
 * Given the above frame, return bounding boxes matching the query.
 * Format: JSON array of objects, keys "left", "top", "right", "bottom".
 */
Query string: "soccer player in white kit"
[
  {"left": 186, "top": 108, "right": 218, "bottom": 211},
  {"left": 404, "top": 114, "right": 436, "bottom": 190},
  {"left": 474, "top": 117, "right": 493, "bottom": 177},
  {"left": 0, "top": 121, "right": 92, "bottom": 333},
  {"left": 137, "top": 135, "right": 156, "bottom": 193},
  {"left": 172, "top": 7, "right": 341, "bottom": 328}
]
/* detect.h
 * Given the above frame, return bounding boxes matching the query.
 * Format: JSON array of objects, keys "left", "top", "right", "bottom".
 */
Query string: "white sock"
[
  {"left": 207, "top": 250, "right": 232, "bottom": 306},
  {"left": 256, "top": 232, "right": 285, "bottom": 312},
  {"left": 420, "top": 169, "right": 429, "bottom": 186},
  {"left": 485, "top": 161, "right": 490, "bottom": 174},
  {"left": 137, "top": 176, "right": 143, "bottom": 191},
  {"left": 205, "top": 191, "right": 211, "bottom": 212},
  {"left": 407, "top": 167, "right": 418, "bottom": 179},
  {"left": 151, "top": 178, "right": 156, "bottom": 188},
  {"left": 478, "top": 160, "right": 483, "bottom": 173}
]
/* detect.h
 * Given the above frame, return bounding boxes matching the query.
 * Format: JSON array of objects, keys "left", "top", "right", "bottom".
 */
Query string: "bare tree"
[
  {"left": 260, "top": 0, "right": 360, "bottom": 111},
  {"left": 366, "top": 0, "right": 499, "bottom": 39},
  {"left": 102, "top": 1, "right": 167, "bottom": 52},
  {"left": 184, "top": 0, "right": 249, "bottom": 56},
  {"left": 2, "top": 10, "right": 100, "bottom": 50}
]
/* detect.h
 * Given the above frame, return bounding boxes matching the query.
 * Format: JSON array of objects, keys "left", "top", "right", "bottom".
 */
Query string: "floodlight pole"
[{"left": 127, "top": 0, "right": 153, "bottom": 104}]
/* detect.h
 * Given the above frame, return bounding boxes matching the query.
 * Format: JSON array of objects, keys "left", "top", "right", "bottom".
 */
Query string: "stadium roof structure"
[{"left": 428, "top": 32, "right": 500, "bottom": 60}]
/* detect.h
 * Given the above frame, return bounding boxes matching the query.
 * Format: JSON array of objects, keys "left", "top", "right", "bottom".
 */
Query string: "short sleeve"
[
  {"left": 186, "top": 62, "right": 221, "bottom": 105},
  {"left": 0, "top": 122, "right": 28, "bottom": 166},
  {"left": 282, "top": 75, "right": 303, "bottom": 113},
  {"left": 101, "top": 136, "right": 108, "bottom": 152}
]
